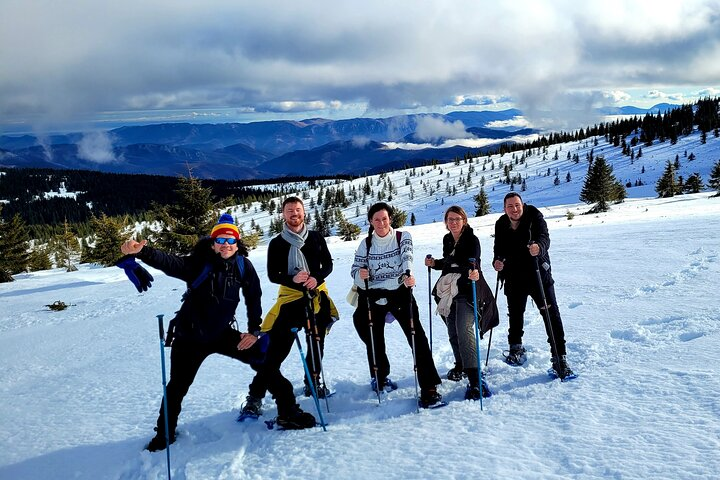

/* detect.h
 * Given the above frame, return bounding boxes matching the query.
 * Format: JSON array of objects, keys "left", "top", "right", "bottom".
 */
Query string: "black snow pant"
[
  {"left": 248, "top": 295, "right": 332, "bottom": 405},
  {"left": 353, "top": 285, "right": 441, "bottom": 391},
  {"left": 155, "top": 326, "right": 263, "bottom": 435},
  {"left": 506, "top": 280, "right": 567, "bottom": 358}
]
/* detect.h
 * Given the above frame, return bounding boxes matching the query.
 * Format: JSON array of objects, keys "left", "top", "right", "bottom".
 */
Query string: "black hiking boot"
[
  {"left": 551, "top": 355, "right": 576, "bottom": 380},
  {"left": 446, "top": 364, "right": 466, "bottom": 382},
  {"left": 504, "top": 343, "right": 527, "bottom": 366},
  {"left": 145, "top": 428, "right": 176, "bottom": 452},
  {"left": 276, "top": 405, "right": 317, "bottom": 430}
]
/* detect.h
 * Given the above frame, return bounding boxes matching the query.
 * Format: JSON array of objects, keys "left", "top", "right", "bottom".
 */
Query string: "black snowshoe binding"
[
  {"left": 446, "top": 365, "right": 467, "bottom": 382},
  {"left": 419, "top": 388, "right": 448, "bottom": 409},
  {"left": 237, "top": 395, "right": 263, "bottom": 421},
  {"left": 303, "top": 382, "right": 332, "bottom": 399},
  {"left": 275, "top": 405, "right": 317, "bottom": 430},
  {"left": 371, "top": 377, "right": 398, "bottom": 393},
  {"left": 503, "top": 344, "right": 527, "bottom": 366},
  {"left": 549, "top": 355, "right": 577, "bottom": 381}
]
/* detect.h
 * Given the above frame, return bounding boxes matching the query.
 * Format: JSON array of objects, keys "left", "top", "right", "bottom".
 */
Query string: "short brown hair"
[
  {"left": 282, "top": 196, "right": 304, "bottom": 209},
  {"left": 444, "top": 205, "right": 468, "bottom": 224}
]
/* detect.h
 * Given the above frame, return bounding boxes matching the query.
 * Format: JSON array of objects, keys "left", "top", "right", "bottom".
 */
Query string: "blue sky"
[{"left": 1, "top": 0, "right": 719, "bottom": 134}]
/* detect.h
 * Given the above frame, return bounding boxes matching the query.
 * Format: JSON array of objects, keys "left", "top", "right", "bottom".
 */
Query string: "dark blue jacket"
[{"left": 137, "top": 237, "right": 263, "bottom": 342}]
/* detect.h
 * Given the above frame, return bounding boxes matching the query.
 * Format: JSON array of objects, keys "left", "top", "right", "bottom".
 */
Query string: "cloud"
[
  {"left": 414, "top": 117, "right": 472, "bottom": 141},
  {"left": 77, "top": 132, "right": 118, "bottom": 164},
  {"left": 1, "top": 0, "right": 719, "bottom": 133}
]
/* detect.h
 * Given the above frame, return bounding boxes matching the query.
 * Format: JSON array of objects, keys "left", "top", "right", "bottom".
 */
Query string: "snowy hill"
[
  {"left": 1, "top": 127, "right": 720, "bottom": 479},
  {"left": 1, "top": 193, "right": 719, "bottom": 479}
]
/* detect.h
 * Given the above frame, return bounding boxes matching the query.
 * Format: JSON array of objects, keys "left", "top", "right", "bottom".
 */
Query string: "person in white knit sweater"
[{"left": 351, "top": 202, "right": 443, "bottom": 408}]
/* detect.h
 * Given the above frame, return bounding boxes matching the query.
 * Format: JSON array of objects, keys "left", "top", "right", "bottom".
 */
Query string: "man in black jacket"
[
  {"left": 240, "top": 196, "right": 337, "bottom": 429},
  {"left": 493, "top": 193, "right": 575, "bottom": 379},
  {"left": 120, "top": 214, "right": 268, "bottom": 451}
]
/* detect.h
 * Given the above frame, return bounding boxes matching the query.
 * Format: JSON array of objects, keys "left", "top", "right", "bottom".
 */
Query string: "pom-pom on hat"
[{"left": 210, "top": 213, "right": 240, "bottom": 239}]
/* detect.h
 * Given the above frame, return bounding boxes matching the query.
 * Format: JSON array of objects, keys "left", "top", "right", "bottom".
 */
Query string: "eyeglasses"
[
  {"left": 446, "top": 217, "right": 464, "bottom": 223},
  {"left": 214, "top": 237, "right": 238, "bottom": 245}
]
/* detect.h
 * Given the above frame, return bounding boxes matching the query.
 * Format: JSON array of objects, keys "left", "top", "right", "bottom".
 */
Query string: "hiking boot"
[
  {"left": 551, "top": 355, "right": 576, "bottom": 380},
  {"left": 446, "top": 365, "right": 466, "bottom": 382},
  {"left": 419, "top": 387, "right": 444, "bottom": 409},
  {"left": 145, "top": 429, "right": 176, "bottom": 452},
  {"left": 303, "top": 383, "right": 332, "bottom": 399},
  {"left": 465, "top": 368, "right": 492, "bottom": 399},
  {"left": 276, "top": 405, "right": 317, "bottom": 430},
  {"left": 371, "top": 377, "right": 398, "bottom": 393},
  {"left": 240, "top": 395, "right": 263, "bottom": 417},
  {"left": 504, "top": 344, "right": 527, "bottom": 366},
  {"left": 464, "top": 384, "right": 482, "bottom": 401}
]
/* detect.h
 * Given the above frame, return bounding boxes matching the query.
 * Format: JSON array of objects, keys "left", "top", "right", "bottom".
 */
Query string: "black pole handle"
[{"left": 157, "top": 314, "right": 164, "bottom": 341}]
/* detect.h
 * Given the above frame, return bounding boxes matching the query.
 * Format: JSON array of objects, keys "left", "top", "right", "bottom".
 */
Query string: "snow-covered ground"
[{"left": 2, "top": 191, "right": 719, "bottom": 479}]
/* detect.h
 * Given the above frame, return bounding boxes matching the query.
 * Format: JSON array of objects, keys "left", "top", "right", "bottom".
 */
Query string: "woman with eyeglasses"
[
  {"left": 120, "top": 213, "right": 266, "bottom": 452},
  {"left": 425, "top": 206, "right": 498, "bottom": 400}
]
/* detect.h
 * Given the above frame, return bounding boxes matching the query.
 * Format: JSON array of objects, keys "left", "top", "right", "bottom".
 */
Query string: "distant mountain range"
[{"left": 0, "top": 105, "right": 675, "bottom": 179}]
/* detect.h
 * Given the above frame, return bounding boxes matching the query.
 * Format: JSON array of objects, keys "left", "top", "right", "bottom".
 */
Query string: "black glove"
[{"left": 116, "top": 255, "right": 154, "bottom": 292}]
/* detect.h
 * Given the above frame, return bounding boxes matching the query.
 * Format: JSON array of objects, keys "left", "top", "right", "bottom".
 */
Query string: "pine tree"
[
  {"left": 154, "top": 174, "right": 224, "bottom": 255},
  {"left": 51, "top": 220, "right": 80, "bottom": 272},
  {"left": 656, "top": 160, "right": 681, "bottom": 198},
  {"left": 0, "top": 210, "right": 31, "bottom": 282},
  {"left": 337, "top": 214, "right": 361, "bottom": 241},
  {"left": 708, "top": 160, "right": 720, "bottom": 196},
  {"left": 474, "top": 187, "right": 491, "bottom": 216},
  {"left": 389, "top": 206, "right": 407, "bottom": 228},
  {"left": 579, "top": 156, "right": 625, "bottom": 213},
  {"left": 87, "top": 214, "right": 128, "bottom": 266},
  {"left": 27, "top": 244, "right": 52, "bottom": 272},
  {"left": 683, "top": 173, "right": 704, "bottom": 194}
]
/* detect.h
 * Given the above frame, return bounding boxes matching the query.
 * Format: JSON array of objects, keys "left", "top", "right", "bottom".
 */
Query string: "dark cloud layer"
[{"left": 1, "top": 0, "right": 719, "bottom": 133}]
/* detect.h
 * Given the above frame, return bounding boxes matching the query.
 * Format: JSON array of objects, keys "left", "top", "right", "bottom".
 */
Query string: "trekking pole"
[
  {"left": 305, "top": 290, "right": 331, "bottom": 413},
  {"left": 291, "top": 327, "right": 327, "bottom": 431},
  {"left": 425, "top": 254, "right": 433, "bottom": 352},
  {"left": 365, "top": 278, "right": 383, "bottom": 405},
  {"left": 156, "top": 314, "right": 172, "bottom": 480},
  {"left": 468, "top": 260, "right": 484, "bottom": 411},
  {"left": 484, "top": 271, "right": 500, "bottom": 369},
  {"left": 405, "top": 269, "right": 420, "bottom": 413},
  {"left": 531, "top": 243, "right": 560, "bottom": 361}
]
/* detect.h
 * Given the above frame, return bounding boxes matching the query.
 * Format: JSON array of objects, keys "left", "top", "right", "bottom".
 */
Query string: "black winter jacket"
[
  {"left": 493, "top": 204, "right": 554, "bottom": 289},
  {"left": 431, "top": 225, "right": 499, "bottom": 335},
  {"left": 136, "top": 237, "right": 263, "bottom": 342},
  {"left": 267, "top": 230, "right": 333, "bottom": 290},
  {"left": 431, "top": 225, "right": 482, "bottom": 299}
]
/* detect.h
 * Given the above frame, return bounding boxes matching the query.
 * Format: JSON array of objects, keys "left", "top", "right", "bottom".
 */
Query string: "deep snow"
[
  {"left": 2, "top": 127, "right": 720, "bottom": 479},
  {"left": 2, "top": 191, "right": 720, "bottom": 479}
]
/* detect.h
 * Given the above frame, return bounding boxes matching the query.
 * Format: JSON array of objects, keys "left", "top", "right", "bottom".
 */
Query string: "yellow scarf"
[{"left": 260, "top": 283, "right": 339, "bottom": 332}]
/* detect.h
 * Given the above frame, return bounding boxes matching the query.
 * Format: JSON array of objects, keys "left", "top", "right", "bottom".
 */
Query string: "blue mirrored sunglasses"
[{"left": 214, "top": 237, "right": 238, "bottom": 245}]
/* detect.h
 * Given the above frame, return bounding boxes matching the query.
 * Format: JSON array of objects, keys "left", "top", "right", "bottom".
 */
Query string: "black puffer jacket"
[
  {"left": 136, "top": 237, "right": 263, "bottom": 342},
  {"left": 493, "top": 204, "right": 554, "bottom": 289}
]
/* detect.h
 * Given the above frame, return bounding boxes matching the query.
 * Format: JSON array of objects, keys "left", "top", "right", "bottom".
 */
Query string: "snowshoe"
[
  {"left": 549, "top": 356, "right": 578, "bottom": 381},
  {"left": 446, "top": 365, "right": 466, "bottom": 382},
  {"left": 237, "top": 395, "right": 263, "bottom": 421},
  {"left": 274, "top": 405, "right": 317, "bottom": 430},
  {"left": 503, "top": 344, "right": 527, "bottom": 366},
  {"left": 419, "top": 388, "right": 448, "bottom": 409},
  {"left": 371, "top": 377, "right": 398, "bottom": 393}
]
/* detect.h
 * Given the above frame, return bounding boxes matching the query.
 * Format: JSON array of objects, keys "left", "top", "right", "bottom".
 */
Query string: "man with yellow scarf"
[{"left": 240, "top": 196, "right": 338, "bottom": 429}]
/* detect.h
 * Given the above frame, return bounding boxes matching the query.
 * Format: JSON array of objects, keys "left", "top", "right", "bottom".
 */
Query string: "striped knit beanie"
[{"left": 210, "top": 213, "right": 240, "bottom": 239}]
